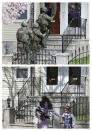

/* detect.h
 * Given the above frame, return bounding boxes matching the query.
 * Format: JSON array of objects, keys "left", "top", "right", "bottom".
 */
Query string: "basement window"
[{"left": 47, "top": 67, "right": 58, "bottom": 85}]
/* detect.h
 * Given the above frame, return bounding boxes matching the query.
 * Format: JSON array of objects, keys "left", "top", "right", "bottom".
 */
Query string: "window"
[
  {"left": 15, "top": 68, "right": 30, "bottom": 81},
  {"left": 47, "top": 67, "right": 58, "bottom": 85},
  {"left": 17, "top": 10, "right": 27, "bottom": 20},
  {"left": 69, "top": 67, "right": 81, "bottom": 85},
  {"left": 15, "top": 5, "right": 30, "bottom": 22}
]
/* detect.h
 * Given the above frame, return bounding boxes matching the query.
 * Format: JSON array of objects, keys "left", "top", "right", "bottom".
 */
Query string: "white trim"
[
  {"left": 13, "top": 5, "right": 30, "bottom": 23},
  {"left": 60, "top": 3, "right": 68, "bottom": 34},
  {"left": 14, "top": 67, "right": 30, "bottom": 81},
  {"left": 81, "top": 3, "right": 88, "bottom": 19},
  {"left": 34, "top": 3, "right": 37, "bottom": 22}
]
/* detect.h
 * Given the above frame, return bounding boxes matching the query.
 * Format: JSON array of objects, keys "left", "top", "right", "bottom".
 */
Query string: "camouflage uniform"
[
  {"left": 16, "top": 21, "right": 33, "bottom": 53},
  {"left": 29, "top": 23, "right": 46, "bottom": 63},
  {"left": 31, "top": 23, "right": 46, "bottom": 49},
  {"left": 37, "top": 7, "right": 53, "bottom": 47}
]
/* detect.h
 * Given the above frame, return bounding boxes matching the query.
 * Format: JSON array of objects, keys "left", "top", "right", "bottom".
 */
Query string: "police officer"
[
  {"left": 36, "top": 7, "right": 54, "bottom": 47},
  {"left": 32, "top": 22, "right": 46, "bottom": 49},
  {"left": 37, "top": 6, "right": 53, "bottom": 34},
  {"left": 16, "top": 21, "right": 33, "bottom": 52}
]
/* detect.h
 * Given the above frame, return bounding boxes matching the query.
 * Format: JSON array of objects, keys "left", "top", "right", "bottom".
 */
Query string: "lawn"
[
  {"left": 75, "top": 114, "right": 89, "bottom": 121},
  {"left": 69, "top": 56, "right": 89, "bottom": 64}
]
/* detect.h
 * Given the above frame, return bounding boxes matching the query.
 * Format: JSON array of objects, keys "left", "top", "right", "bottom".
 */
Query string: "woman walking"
[{"left": 35, "top": 96, "right": 56, "bottom": 128}]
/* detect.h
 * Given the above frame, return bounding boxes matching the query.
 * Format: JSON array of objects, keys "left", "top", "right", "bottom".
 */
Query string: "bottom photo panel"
[{"left": 2, "top": 66, "right": 90, "bottom": 129}]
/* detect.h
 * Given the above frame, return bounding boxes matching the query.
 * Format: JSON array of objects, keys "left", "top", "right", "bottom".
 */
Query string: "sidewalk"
[{"left": 2, "top": 121, "right": 89, "bottom": 129}]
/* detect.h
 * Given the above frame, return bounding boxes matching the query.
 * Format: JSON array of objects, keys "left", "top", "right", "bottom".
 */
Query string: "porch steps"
[
  {"left": 44, "top": 35, "right": 88, "bottom": 58},
  {"left": 12, "top": 35, "right": 89, "bottom": 64},
  {"left": 43, "top": 92, "right": 73, "bottom": 107},
  {"left": 64, "top": 39, "right": 89, "bottom": 53}
]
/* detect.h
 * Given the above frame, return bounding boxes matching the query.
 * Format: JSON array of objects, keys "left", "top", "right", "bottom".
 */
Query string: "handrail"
[
  {"left": 17, "top": 76, "right": 41, "bottom": 110},
  {"left": 62, "top": 18, "right": 87, "bottom": 53},
  {"left": 61, "top": 76, "right": 86, "bottom": 93},
  {"left": 68, "top": 45, "right": 89, "bottom": 64}
]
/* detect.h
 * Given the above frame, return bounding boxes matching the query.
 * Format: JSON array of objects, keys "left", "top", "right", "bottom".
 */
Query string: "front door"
[{"left": 45, "top": 3, "right": 60, "bottom": 34}]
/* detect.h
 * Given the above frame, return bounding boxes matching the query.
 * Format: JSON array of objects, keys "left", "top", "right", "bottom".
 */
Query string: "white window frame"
[
  {"left": 13, "top": 5, "right": 30, "bottom": 23},
  {"left": 14, "top": 67, "right": 30, "bottom": 81}
]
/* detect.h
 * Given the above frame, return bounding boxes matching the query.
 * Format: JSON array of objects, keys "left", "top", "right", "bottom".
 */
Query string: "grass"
[
  {"left": 75, "top": 114, "right": 89, "bottom": 121},
  {"left": 69, "top": 56, "right": 90, "bottom": 64}
]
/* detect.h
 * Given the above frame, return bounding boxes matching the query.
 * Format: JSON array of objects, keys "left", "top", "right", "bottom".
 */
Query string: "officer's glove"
[{"left": 43, "top": 33, "right": 47, "bottom": 37}]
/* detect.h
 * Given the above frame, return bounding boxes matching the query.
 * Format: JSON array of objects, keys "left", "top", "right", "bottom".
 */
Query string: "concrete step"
[
  {"left": 46, "top": 35, "right": 62, "bottom": 46},
  {"left": 46, "top": 45, "right": 62, "bottom": 50},
  {"left": 48, "top": 34, "right": 62, "bottom": 40}
]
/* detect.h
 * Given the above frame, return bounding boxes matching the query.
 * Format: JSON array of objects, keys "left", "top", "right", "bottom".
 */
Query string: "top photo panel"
[{"left": 2, "top": 2, "right": 89, "bottom": 65}]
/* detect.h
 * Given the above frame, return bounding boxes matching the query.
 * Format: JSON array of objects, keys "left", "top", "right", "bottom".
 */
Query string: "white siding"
[
  {"left": 2, "top": 67, "right": 27, "bottom": 100},
  {"left": 2, "top": 23, "right": 21, "bottom": 42}
]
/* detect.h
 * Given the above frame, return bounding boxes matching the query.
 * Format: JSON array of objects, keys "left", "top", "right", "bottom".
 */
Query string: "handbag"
[{"left": 33, "top": 117, "right": 38, "bottom": 124}]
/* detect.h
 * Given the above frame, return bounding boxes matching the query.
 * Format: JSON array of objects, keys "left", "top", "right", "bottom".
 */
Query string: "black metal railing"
[
  {"left": 68, "top": 45, "right": 89, "bottom": 64},
  {"left": 61, "top": 76, "right": 86, "bottom": 106},
  {"left": 70, "top": 96, "right": 89, "bottom": 122},
  {"left": 17, "top": 76, "right": 41, "bottom": 111},
  {"left": 12, "top": 48, "right": 57, "bottom": 64},
  {"left": 62, "top": 18, "right": 87, "bottom": 53},
  {"left": 15, "top": 95, "right": 89, "bottom": 127},
  {"left": 60, "top": 96, "right": 89, "bottom": 128},
  {"left": 60, "top": 76, "right": 89, "bottom": 123},
  {"left": 15, "top": 96, "right": 54, "bottom": 127},
  {"left": 15, "top": 96, "right": 40, "bottom": 124}
]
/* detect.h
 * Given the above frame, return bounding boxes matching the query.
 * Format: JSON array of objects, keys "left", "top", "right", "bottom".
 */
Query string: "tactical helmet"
[
  {"left": 21, "top": 21, "right": 27, "bottom": 27},
  {"left": 33, "top": 23, "right": 39, "bottom": 28},
  {"left": 41, "top": 6, "right": 47, "bottom": 13}
]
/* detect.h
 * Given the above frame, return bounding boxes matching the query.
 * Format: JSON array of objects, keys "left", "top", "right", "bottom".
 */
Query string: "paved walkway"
[{"left": 2, "top": 121, "right": 89, "bottom": 129}]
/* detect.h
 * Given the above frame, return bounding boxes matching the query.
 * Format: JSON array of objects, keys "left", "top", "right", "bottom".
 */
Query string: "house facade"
[
  {"left": 2, "top": 2, "right": 89, "bottom": 64},
  {"left": 2, "top": 66, "right": 89, "bottom": 128},
  {"left": 2, "top": 2, "right": 90, "bottom": 129},
  {"left": 2, "top": 66, "right": 89, "bottom": 102}
]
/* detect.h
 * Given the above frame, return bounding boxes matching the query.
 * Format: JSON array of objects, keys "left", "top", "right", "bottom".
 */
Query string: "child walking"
[{"left": 62, "top": 106, "right": 76, "bottom": 128}]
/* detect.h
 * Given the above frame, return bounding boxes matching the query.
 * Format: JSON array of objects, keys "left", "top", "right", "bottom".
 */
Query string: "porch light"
[{"left": 4, "top": 42, "right": 9, "bottom": 54}]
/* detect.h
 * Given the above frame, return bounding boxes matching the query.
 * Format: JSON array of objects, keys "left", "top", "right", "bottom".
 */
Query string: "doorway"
[
  {"left": 68, "top": 3, "right": 81, "bottom": 27},
  {"left": 45, "top": 3, "right": 60, "bottom": 34}
]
